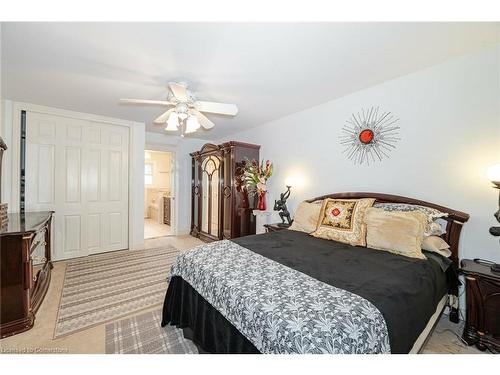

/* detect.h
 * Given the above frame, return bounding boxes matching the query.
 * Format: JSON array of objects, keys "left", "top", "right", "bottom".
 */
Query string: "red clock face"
[{"left": 359, "top": 129, "right": 374, "bottom": 144}]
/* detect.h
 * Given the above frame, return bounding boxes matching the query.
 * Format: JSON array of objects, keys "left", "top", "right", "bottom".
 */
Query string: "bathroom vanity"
[{"left": 163, "top": 196, "right": 171, "bottom": 225}]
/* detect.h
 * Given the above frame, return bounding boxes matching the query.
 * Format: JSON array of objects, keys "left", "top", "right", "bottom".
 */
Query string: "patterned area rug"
[
  {"left": 105, "top": 310, "right": 198, "bottom": 354},
  {"left": 54, "top": 246, "right": 180, "bottom": 338}
]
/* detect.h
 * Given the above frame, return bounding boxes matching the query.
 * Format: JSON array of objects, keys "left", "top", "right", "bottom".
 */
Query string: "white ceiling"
[{"left": 1, "top": 22, "right": 499, "bottom": 140}]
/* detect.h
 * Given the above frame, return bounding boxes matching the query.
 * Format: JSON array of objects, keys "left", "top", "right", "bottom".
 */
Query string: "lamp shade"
[
  {"left": 165, "top": 112, "right": 179, "bottom": 131},
  {"left": 185, "top": 115, "right": 201, "bottom": 134},
  {"left": 487, "top": 164, "right": 500, "bottom": 183}
]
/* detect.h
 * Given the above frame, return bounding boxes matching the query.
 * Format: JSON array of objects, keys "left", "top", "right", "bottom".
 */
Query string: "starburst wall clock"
[{"left": 340, "top": 106, "right": 400, "bottom": 165}]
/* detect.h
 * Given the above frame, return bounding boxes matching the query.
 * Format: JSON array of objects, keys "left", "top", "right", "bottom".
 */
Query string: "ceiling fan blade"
[
  {"left": 120, "top": 99, "right": 173, "bottom": 106},
  {"left": 153, "top": 109, "right": 174, "bottom": 124},
  {"left": 195, "top": 101, "right": 238, "bottom": 116},
  {"left": 192, "top": 110, "right": 215, "bottom": 129},
  {"left": 169, "top": 82, "right": 188, "bottom": 102}
]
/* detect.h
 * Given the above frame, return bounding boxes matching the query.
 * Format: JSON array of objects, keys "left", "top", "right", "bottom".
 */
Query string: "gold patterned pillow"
[{"left": 311, "top": 198, "right": 375, "bottom": 246}]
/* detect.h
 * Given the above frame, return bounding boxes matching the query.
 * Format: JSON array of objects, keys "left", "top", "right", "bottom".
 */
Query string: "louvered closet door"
[{"left": 25, "top": 112, "right": 129, "bottom": 261}]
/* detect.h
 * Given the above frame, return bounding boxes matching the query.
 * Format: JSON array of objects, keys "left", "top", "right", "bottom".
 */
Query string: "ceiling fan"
[{"left": 120, "top": 82, "right": 238, "bottom": 136}]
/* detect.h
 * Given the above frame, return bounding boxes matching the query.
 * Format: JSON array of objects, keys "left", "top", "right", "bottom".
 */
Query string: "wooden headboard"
[{"left": 305, "top": 192, "right": 470, "bottom": 270}]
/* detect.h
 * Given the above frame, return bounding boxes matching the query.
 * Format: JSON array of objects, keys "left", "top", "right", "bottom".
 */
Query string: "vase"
[
  {"left": 240, "top": 187, "right": 249, "bottom": 208},
  {"left": 258, "top": 191, "right": 267, "bottom": 211}
]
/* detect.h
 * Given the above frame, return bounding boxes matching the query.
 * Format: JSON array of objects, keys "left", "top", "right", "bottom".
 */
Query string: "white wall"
[
  {"left": 145, "top": 151, "right": 171, "bottom": 189},
  {"left": 1, "top": 100, "right": 13, "bottom": 206},
  {"left": 0, "top": 23, "right": 3, "bottom": 139},
  {"left": 129, "top": 121, "right": 146, "bottom": 247},
  {"left": 145, "top": 132, "right": 210, "bottom": 235},
  {"left": 220, "top": 45, "right": 500, "bottom": 263}
]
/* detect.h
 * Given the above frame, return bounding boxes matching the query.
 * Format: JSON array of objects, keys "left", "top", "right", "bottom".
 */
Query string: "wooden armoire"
[{"left": 190, "top": 141, "right": 260, "bottom": 242}]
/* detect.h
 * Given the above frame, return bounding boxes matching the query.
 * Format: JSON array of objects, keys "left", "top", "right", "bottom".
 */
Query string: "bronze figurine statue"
[{"left": 274, "top": 186, "right": 292, "bottom": 227}]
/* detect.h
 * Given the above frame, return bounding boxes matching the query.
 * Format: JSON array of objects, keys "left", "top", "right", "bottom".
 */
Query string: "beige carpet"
[{"left": 54, "top": 246, "right": 180, "bottom": 338}]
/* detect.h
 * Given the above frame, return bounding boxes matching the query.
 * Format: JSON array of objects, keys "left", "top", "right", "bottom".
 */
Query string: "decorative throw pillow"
[
  {"left": 426, "top": 222, "right": 444, "bottom": 236},
  {"left": 422, "top": 235, "right": 452, "bottom": 258},
  {"left": 289, "top": 201, "right": 322, "bottom": 234},
  {"left": 311, "top": 198, "right": 375, "bottom": 246},
  {"left": 364, "top": 207, "right": 427, "bottom": 259},
  {"left": 373, "top": 202, "right": 448, "bottom": 236}
]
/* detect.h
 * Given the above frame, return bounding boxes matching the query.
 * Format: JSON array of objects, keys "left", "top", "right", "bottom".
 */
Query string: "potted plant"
[{"left": 243, "top": 158, "right": 273, "bottom": 210}]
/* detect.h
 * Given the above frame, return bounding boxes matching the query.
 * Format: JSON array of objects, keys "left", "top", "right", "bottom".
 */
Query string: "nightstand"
[
  {"left": 263, "top": 223, "right": 290, "bottom": 233},
  {"left": 460, "top": 259, "right": 500, "bottom": 353}
]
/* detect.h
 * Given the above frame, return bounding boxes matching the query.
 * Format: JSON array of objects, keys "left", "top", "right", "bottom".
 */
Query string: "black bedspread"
[{"left": 162, "top": 230, "right": 448, "bottom": 353}]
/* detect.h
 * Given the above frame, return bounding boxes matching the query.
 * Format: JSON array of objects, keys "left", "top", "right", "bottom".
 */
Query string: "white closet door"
[{"left": 25, "top": 111, "right": 129, "bottom": 260}]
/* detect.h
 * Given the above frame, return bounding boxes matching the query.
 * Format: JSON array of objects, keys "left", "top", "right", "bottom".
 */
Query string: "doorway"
[{"left": 144, "top": 150, "right": 173, "bottom": 239}]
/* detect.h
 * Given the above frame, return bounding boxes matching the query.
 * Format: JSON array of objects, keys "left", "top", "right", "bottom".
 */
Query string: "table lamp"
[{"left": 487, "top": 164, "right": 500, "bottom": 237}]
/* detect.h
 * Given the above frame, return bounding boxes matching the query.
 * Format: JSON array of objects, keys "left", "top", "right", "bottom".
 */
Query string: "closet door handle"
[
  {"left": 194, "top": 186, "right": 200, "bottom": 196},
  {"left": 223, "top": 186, "right": 231, "bottom": 198}
]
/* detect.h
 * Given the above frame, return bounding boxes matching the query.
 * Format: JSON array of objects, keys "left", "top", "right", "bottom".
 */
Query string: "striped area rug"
[{"left": 54, "top": 246, "right": 180, "bottom": 338}]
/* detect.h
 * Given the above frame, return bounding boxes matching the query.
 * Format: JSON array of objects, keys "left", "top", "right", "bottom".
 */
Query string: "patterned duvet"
[{"left": 169, "top": 240, "right": 390, "bottom": 354}]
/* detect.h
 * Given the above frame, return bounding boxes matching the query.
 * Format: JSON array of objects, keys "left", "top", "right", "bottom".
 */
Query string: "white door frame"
[
  {"left": 145, "top": 143, "right": 179, "bottom": 235},
  {"left": 8, "top": 101, "right": 145, "bottom": 251}
]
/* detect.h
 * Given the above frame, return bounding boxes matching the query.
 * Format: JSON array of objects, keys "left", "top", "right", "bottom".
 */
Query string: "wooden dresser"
[
  {"left": 0, "top": 211, "right": 54, "bottom": 338},
  {"left": 460, "top": 259, "right": 500, "bottom": 353},
  {"left": 163, "top": 196, "right": 171, "bottom": 225}
]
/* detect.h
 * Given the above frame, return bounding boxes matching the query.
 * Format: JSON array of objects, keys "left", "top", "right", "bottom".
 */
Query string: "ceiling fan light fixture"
[
  {"left": 176, "top": 103, "right": 189, "bottom": 120},
  {"left": 185, "top": 115, "right": 201, "bottom": 134},
  {"left": 165, "top": 112, "right": 179, "bottom": 131},
  {"left": 120, "top": 82, "right": 238, "bottom": 134}
]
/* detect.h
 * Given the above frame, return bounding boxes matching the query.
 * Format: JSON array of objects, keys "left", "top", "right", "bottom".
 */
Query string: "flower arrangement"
[
  {"left": 243, "top": 159, "right": 273, "bottom": 210},
  {"left": 243, "top": 159, "right": 273, "bottom": 193}
]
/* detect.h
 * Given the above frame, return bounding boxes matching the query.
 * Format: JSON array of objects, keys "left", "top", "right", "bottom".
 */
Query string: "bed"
[{"left": 161, "top": 192, "right": 469, "bottom": 354}]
